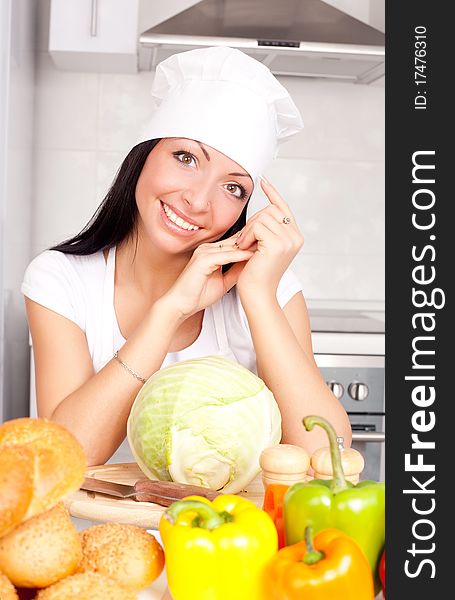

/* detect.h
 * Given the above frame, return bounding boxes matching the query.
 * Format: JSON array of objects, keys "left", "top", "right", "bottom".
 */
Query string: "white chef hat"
[{"left": 138, "top": 46, "right": 304, "bottom": 182}]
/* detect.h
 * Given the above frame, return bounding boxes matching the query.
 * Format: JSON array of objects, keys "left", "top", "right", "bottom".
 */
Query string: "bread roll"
[
  {"left": 34, "top": 572, "right": 137, "bottom": 600},
  {"left": 78, "top": 522, "right": 164, "bottom": 590},
  {"left": 0, "top": 446, "right": 34, "bottom": 538},
  {"left": 0, "top": 418, "right": 86, "bottom": 522},
  {"left": 0, "top": 570, "right": 19, "bottom": 600},
  {"left": 0, "top": 502, "right": 82, "bottom": 588}
]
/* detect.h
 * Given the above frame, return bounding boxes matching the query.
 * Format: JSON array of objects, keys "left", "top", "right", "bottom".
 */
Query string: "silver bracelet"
[{"left": 113, "top": 351, "right": 147, "bottom": 384}]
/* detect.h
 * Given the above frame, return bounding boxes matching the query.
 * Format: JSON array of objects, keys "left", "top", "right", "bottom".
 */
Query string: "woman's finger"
[
  {"left": 250, "top": 203, "right": 298, "bottom": 230},
  {"left": 196, "top": 238, "right": 243, "bottom": 254},
  {"left": 203, "top": 231, "right": 244, "bottom": 249},
  {"left": 222, "top": 261, "right": 248, "bottom": 292},
  {"left": 260, "top": 177, "right": 293, "bottom": 220},
  {"left": 197, "top": 248, "right": 254, "bottom": 269},
  {"left": 245, "top": 212, "right": 283, "bottom": 240},
  {"left": 268, "top": 203, "right": 297, "bottom": 226},
  {"left": 236, "top": 219, "right": 285, "bottom": 252},
  {"left": 237, "top": 211, "right": 301, "bottom": 250},
  {"left": 220, "top": 229, "right": 246, "bottom": 242}
]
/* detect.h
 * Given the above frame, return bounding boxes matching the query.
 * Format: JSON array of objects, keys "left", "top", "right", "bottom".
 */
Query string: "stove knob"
[
  {"left": 348, "top": 382, "right": 369, "bottom": 401},
  {"left": 327, "top": 381, "right": 344, "bottom": 399}
]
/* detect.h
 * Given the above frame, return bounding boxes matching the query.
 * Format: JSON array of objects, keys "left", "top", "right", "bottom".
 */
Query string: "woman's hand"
[
  {"left": 235, "top": 178, "right": 304, "bottom": 298},
  {"left": 161, "top": 233, "right": 254, "bottom": 318}
]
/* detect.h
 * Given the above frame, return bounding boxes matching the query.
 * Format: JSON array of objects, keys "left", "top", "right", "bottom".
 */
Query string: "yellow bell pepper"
[{"left": 159, "top": 494, "right": 278, "bottom": 600}]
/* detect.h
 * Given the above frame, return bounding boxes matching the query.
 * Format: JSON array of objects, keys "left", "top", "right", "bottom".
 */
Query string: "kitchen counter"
[
  {"left": 312, "top": 330, "right": 384, "bottom": 355},
  {"left": 307, "top": 302, "right": 385, "bottom": 356}
]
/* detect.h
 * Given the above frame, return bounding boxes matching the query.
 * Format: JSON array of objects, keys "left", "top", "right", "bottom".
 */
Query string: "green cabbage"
[{"left": 127, "top": 355, "right": 281, "bottom": 493}]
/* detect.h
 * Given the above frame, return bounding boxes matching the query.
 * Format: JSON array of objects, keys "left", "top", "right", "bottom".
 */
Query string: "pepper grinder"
[
  {"left": 259, "top": 444, "right": 311, "bottom": 491},
  {"left": 310, "top": 437, "right": 365, "bottom": 484}
]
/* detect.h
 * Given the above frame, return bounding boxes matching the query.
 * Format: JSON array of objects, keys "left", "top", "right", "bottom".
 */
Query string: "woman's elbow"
[{"left": 336, "top": 404, "right": 353, "bottom": 447}]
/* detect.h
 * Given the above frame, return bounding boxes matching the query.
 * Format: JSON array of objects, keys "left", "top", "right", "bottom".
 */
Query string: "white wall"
[
  {"left": 32, "top": 0, "right": 384, "bottom": 304},
  {"left": 0, "top": 0, "right": 36, "bottom": 421}
]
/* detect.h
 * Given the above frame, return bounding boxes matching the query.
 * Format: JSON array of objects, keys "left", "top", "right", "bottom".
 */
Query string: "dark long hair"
[{"left": 51, "top": 139, "right": 249, "bottom": 261}]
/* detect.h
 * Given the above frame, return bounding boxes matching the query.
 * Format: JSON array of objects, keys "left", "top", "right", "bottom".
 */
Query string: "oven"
[{"left": 310, "top": 308, "right": 385, "bottom": 483}]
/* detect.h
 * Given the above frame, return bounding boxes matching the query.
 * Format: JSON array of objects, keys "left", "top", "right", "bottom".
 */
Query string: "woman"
[{"left": 22, "top": 47, "right": 351, "bottom": 466}]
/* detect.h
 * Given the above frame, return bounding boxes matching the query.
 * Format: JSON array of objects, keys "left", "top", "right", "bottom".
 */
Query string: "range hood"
[{"left": 139, "top": 0, "right": 385, "bottom": 84}]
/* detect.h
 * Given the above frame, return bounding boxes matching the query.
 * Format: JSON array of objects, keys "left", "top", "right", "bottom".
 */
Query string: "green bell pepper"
[{"left": 283, "top": 415, "right": 385, "bottom": 593}]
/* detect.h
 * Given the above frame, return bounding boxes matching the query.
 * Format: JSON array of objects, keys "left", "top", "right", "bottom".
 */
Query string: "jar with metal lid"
[{"left": 310, "top": 437, "right": 365, "bottom": 484}]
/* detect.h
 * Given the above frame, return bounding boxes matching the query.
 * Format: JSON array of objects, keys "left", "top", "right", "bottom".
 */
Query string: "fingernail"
[{"left": 260, "top": 175, "right": 270, "bottom": 185}]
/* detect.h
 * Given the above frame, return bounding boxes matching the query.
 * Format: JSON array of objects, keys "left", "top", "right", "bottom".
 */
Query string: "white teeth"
[{"left": 162, "top": 202, "right": 199, "bottom": 231}]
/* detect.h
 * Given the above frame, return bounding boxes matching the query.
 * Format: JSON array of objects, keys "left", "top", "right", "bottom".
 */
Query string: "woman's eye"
[
  {"left": 173, "top": 151, "right": 197, "bottom": 168},
  {"left": 225, "top": 183, "right": 247, "bottom": 200}
]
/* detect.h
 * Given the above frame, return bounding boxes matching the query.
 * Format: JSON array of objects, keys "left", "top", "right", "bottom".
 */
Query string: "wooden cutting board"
[{"left": 65, "top": 463, "right": 265, "bottom": 529}]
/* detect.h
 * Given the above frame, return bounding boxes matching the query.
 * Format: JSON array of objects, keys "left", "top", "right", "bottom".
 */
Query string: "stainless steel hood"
[{"left": 139, "top": 0, "right": 385, "bottom": 84}]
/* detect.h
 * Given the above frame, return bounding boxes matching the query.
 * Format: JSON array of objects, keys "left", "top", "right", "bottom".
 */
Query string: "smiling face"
[{"left": 134, "top": 138, "right": 254, "bottom": 255}]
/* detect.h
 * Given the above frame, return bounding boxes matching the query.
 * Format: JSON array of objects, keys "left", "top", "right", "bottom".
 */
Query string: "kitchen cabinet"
[
  {"left": 49, "top": 0, "right": 140, "bottom": 72},
  {"left": 48, "top": 0, "right": 203, "bottom": 73}
]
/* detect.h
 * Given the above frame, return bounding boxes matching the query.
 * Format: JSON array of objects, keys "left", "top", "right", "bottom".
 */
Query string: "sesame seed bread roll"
[
  {"left": 0, "top": 503, "right": 82, "bottom": 588},
  {"left": 0, "top": 570, "right": 19, "bottom": 600},
  {"left": 0, "top": 446, "right": 34, "bottom": 538},
  {"left": 0, "top": 418, "right": 86, "bottom": 522},
  {"left": 78, "top": 522, "right": 165, "bottom": 591},
  {"left": 34, "top": 572, "right": 137, "bottom": 600}
]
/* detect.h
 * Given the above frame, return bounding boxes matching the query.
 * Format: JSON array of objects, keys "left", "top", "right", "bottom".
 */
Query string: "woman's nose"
[{"left": 182, "top": 184, "right": 212, "bottom": 212}]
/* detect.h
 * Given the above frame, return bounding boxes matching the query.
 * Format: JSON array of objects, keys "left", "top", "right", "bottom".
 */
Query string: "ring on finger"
[{"left": 282, "top": 216, "right": 291, "bottom": 225}]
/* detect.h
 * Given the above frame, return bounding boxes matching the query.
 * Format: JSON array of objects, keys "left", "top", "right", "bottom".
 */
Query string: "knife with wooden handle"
[{"left": 81, "top": 477, "right": 220, "bottom": 506}]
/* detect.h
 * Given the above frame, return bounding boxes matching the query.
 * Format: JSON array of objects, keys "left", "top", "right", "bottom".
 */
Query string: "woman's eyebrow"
[
  {"left": 196, "top": 142, "right": 250, "bottom": 179},
  {"left": 196, "top": 142, "right": 211, "bottom": 162}
]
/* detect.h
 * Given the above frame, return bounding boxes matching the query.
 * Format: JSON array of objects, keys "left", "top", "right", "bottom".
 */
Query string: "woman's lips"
[{"left": 159, "top": 201, "right": 202, "bottom": 236}]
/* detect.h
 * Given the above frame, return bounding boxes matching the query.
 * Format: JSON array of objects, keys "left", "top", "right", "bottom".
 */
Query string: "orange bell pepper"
[
  {"left": 264, "top": 527, "right": 375, "bottom": 600},
  {"left": 263, "top": 484, "right": 289, "bottom": 549}
]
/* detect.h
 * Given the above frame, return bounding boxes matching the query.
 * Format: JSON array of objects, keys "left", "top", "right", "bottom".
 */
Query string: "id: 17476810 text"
[{"left": 414, "top": 25, "right": 428, "bottom": 110}]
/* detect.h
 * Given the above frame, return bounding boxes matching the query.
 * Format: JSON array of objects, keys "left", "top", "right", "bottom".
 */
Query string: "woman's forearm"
[
  {"left": 240, "top": 291, "right": 352, "bottom": 456},
  {"left": 51, "top": 299, "right": 185, "bottom": 465}
]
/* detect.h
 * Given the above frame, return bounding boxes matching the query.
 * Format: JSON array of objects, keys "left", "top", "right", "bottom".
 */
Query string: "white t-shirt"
[{"left": 22, "top": 246, "right": 304, "bottom": 461}]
